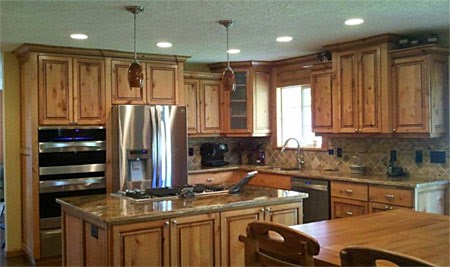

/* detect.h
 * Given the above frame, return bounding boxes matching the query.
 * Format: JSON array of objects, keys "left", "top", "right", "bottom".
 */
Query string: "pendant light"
[
  {"left": 126, "top": 6, "right": 145, "bottom": 89},
  {"left": 219, "top": 20, "right": 236, "bottom": 92}
]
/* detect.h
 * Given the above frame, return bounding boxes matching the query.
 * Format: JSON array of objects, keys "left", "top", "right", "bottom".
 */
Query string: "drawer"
[
  {"left": 331, "top": 197, "right": 368, "bottom": 219},
  {"left": 188, "top": 171, "right": 237, "bottom": 185},
  {"left": 249, "top": 172, "right": 291, "bottom": 190},
  {"left": 369, "top": 202, "right": 412, "bottom": 213},
  {"left": 331, "top": 182, "right": 368, "bottom": 201},
  {"left": 369, "top": 186, "right": 413, "bottom": 207}
]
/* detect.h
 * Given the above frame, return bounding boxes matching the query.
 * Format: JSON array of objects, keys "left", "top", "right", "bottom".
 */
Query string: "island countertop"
[{"left": 56, "top": 185, "right": 308, "bottom": 225}]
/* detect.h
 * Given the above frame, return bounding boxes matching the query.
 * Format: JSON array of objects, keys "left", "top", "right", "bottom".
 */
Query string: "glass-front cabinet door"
[{"left": 224, "top": 69, "right": 252, "bottom": 134}]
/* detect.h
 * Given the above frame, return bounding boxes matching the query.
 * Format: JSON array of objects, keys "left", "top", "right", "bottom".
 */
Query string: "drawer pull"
[
  {"left": 206, "top": 178, "right": 214, "bottom": 182},
  {"left": 385, "top": 205, "right": 393, "bottom": 210},
  {"left": 344, "top": 189, "right": 353, "bottom": 194},
  {"left": 345, "top": 211, "right": 353, "bottom": 216},
  {"left": 385, "top": 194, "right": 395, "bottom": 200}
]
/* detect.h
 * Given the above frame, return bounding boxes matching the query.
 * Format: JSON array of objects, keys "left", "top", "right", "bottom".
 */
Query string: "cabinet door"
[
  {"left": 392, "top": 55, "right": 429, "bottom": 133},
  {"left": 200, "top": 80, "right": 221, "bottom": 134},
  {"left": 358, "top": 46, "right": 382, "bottom": 133},
  {"left": 170, "top": 213, "right": 220, "bottom": 266},
  {"left": 220, "top": 207, "right": 264, "bottom": 266},
  {"left": 184, "top": 79, "right": 200, "bottom": 134},
  {"left": 335, "top": 51, "right": 358, "bottom": 133},
  {"left": 253, "top": 69, "right": 271, "bottom": 135},
  {"left": 147, "top": 63, "right": 177, "bottom": 104},
  {"left": 265, "top": 202, "right": 302, "bottom": 225},
  {"left": 113, "top": 220, "right": 170, "bottom": 266},
  {"left": 38, "top": 56, "right": 73, "bottom": 125},
  {"left": 311, "top": 67, "right": 333, "bottom": 133},
  {"left": 73, "top": 58, "right": 106, "bottom": 125},
  {"left": 249, "top": 172, "right": 291, "bottom": 190},
  {"left": 331, "top": 197, "right": 368, "bottom": 219},
  {"left": 111, "top": 59, "right": 146, "bottom": 104},
  {"left": 224, "top": 69, "right": 251, "bottom": 134}
]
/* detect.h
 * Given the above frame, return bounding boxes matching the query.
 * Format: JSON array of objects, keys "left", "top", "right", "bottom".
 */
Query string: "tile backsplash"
[{"left": 188, "top": 136, "right": 450, "bottom": 179}]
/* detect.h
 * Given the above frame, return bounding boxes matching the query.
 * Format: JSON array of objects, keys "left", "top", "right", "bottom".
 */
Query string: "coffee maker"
[{"left": 200, "top": 143, "right": 229, "bottom": 166}]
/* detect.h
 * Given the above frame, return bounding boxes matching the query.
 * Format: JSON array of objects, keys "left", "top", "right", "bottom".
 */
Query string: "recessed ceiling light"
[
  {"left": 227, "top": 49, "right": 240, "bottom": 54},
  {"left": 344, "top": 18, "right": 364, "bottom": 26},
  {"left": 156, "top": 42, "right": 172, "bottom": 48},
  {"left": 70, "top": 33, "right": 88, "bottom": 40},
  {"left": 276, "top": 36, "right": 293, "bottom": 42}
]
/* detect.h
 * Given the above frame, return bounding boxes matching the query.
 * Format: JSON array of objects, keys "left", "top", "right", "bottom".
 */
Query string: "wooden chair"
[
  {"left": 340, "top": 246, "right": 437, "bottom": 267},
  {"left": 239, "top": 221, "right": 320, "bottom": 266}
]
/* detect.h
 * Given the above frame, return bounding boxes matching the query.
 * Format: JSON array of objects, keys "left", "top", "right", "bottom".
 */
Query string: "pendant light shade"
[
  {"left": 219, "top": 20, "right": 236, "bottom": 92},
  {"left": 126, "top": 6, "right": 144, "bottom": 89}
]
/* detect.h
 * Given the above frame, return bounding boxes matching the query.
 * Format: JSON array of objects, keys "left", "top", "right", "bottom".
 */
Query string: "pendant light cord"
[
  {"left": 226, "top": 26, "right": 230, "bottom": 68},
  {"left": 133, "top": 11, "right": 137, "bottom": 61}
]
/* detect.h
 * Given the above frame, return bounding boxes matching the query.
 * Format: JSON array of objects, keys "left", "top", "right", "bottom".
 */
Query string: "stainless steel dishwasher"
[{"left": 291, "top": 177, "right": 330, "bottom": 223}]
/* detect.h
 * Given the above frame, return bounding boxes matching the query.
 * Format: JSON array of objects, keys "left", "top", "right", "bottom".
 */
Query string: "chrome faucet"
[{"left": 281, "top": 138, "right": 305, "bottom": 169}]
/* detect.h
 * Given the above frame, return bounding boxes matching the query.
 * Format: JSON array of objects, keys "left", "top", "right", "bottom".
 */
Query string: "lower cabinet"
[
  {"left": 220, "top": 202, "right": 302, "bottom": 266},
  {"left": 331, "top": 181, "right": 446, "bottom": 219},
  {"left": 63, "top": 202, "right": 302, "bottom": 266}
]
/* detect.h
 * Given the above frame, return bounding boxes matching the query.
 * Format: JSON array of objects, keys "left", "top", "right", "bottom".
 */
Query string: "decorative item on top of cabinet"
[
  {"left": 38, "top": 56, "right": 106, "bottom": 125},
  {"left": 111, "top": 59, "right": 181, "bottom": 105},
  {"left": 389, "top": 44, "right": 449, "bottom": 137},
  {"left": 184, "top": 71, "right": 222, "bottom": 136},
  {"left": 323, "top": 34, "right": 401, "bottom": 134},
  {"left": 310, "top": 62, "right": 333, "bottom": 133},
  {"left": 208, "top": 61, "right": 271, "bottom": 136}
]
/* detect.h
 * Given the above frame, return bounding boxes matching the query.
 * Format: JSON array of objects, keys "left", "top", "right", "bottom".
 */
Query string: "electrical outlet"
[
  {"left": 328, "top": 149, "right": 334, "bottom": 156},
  {"left": 90, "top": 225, "right": 98, "bottom": 239},
  {"left": 188, "top": 147, "right": 194, "bottom": 156},
  {"left": 337, "top": 148, "right": 343, "bottom": 157},
  {"left": 415, "top": 150, "right": 423, "bottom": 163}
]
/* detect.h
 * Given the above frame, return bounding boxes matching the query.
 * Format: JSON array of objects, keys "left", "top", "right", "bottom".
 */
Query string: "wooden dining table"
[{"left": 290, "top": 209, "right": 449, "bottom": 266}]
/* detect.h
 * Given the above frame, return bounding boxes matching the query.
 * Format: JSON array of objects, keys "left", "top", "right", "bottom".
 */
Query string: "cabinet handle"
[
  {"left": 344, "top": 189, "right": 353, "bottom": 194},
  {"left": 206, "top": 178, "right": 214, "bottom": 182},
  {"left": 164, "top": 221, "right": 170, "bottom": 226},
  {"left": 385, "top": 205, "right": 393, "bottom": 210},
  {"left": 260, "top": 208, "right": 265, "bottom": 212},
  {"left": 354, "top": 128, "right": 358, "bottom": 132},
  {"left": 345, "top": 211, "right": 353, "bottom": 216},
  {"left": 385, "top": 194, "right": 395, "bottom": 200},
  {"left": 392, "top": 128, "right": 396, "bottom": 132},
  {"left": 172, "top": 220, "right": 177, "bottom": 225}
]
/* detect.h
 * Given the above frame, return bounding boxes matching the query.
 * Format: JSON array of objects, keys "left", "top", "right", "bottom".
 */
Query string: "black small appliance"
[{"left": 200, "top": 143, "right": 229, "bottom": 167}]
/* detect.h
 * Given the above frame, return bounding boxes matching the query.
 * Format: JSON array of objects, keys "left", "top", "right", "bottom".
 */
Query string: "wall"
[{"left": 2, "top": 52, "right": 21, "bottom": 254}]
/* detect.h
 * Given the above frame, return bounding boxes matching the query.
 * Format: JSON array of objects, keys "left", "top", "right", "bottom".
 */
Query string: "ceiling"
[{"left": 1, "top": 0, "right": 449, "bottom": 66}]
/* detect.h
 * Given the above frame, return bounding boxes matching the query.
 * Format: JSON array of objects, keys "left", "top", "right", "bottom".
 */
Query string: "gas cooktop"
[{"left": 112, "top": 184, "right": 229, "bottom": 202}]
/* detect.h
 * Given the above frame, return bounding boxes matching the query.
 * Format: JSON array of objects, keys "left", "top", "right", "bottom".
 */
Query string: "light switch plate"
[{"left": 430, "top": 151, "right": 446, "bottom": 164}]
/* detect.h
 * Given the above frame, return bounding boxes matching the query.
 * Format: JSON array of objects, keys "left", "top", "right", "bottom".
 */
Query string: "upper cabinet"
[
  {"left": 390, "top": 45, "right": 449, "bottom": 137},
  {"left": 184, "top": 72, "right": 222, "bottom": 136},
  {"left": 38, "top": 55, "right": 106, "bottom": 125},
  {"left": 324, "top": 34, "right": 400, "bottom": 134},
  {"left": 208, "top": 62, "right": 271, "bottom": 137},
  {"left": 111, "top": 60, "right": 181, "bottom": 105},
  {"left": 311, "top": 62, "right": 333, "bottom": 133}
]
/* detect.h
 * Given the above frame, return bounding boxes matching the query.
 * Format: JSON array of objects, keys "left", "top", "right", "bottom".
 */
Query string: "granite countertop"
[
  {"left": 189, "top": 165, "right": 449, "bottom": 188},
  {"left": 56, "top": 186, "right": 308, "bottom": 225}
]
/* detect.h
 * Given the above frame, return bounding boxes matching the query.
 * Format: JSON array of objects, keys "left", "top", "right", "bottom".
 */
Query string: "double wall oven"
[{"left": 38, "top": 127, "right": 106, "bottom": 257}]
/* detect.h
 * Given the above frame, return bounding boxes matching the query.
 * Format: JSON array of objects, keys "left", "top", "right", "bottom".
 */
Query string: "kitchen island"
[{"left": 57, "top": 185, "right": 308, "bottom": 266}]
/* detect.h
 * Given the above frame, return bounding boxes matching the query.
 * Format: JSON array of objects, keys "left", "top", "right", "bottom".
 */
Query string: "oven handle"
[
  {"left": 39, "top": 141, "right": 106, "bottom": 153},
  {"left": 39, "top": 163, "right": 105, "bottom": 175},
  {"left": 39, "top": 177, "right": 105, "bottom": 193}
]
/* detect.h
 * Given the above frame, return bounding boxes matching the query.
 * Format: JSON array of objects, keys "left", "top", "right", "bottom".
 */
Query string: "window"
[{"left": 276, "top": 85, "right": 322, "bottom": 148}]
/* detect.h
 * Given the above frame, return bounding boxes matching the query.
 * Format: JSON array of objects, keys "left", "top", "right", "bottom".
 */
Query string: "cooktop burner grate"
[{"left": 118, "top": 184, "right": 227, "bottom": 201}]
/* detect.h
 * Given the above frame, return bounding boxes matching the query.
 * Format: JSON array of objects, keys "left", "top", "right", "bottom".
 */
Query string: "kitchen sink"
[{"left": 258, "top": 166, "right": 300, "bottom": 171}]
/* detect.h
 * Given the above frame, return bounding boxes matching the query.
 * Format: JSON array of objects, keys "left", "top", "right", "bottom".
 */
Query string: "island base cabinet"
[
  {"left": 170, "top": 213, "right": 220, "bottom": 267},
  {"left": 62, "top": 211, "right": 107, "bottom": 266},
  {"left": 220, "top": 202, "right": 302, "bottom": 266},
  {"left": 112, "top": 220, "right": 170, "bottom": 266}
]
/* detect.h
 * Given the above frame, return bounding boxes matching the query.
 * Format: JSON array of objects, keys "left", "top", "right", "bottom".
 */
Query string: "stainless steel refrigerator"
[{"left": 112, "top": 105, "right": 187, "bottom": 191}]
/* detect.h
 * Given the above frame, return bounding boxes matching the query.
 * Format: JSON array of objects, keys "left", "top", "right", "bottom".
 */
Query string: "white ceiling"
[{"left": 1, "top": 0, "right": 449, "bottom": 66}]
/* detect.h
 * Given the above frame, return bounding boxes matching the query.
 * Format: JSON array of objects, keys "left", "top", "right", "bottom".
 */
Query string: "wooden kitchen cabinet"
[
  {"left": 188, "top": 170, "right": 240, "bottom": 185},
  {"left": 170, "top": 213, "right": 221, "bottom": 267},
  {"left": 311, "top": 62, "right": 334, "bottom": 133},
  {"left": 331, "top": 181, "right": 368, "bottom": 219},
  {"left": 38, "top": 56, "right": 106, "bottom": 125},
  {"left": 111, "top": 60, "right": 179, "bottom": 105},
  {"left": 249, "top": 171, "right": 292, "bottom": 190},
  {"left": 184, "top": 72, "right": 222, "bottom": 135},
  {"left": 220, "top": 202, "right": 302, "bottom": 266},
  {"left": 323, "top": 34, "right": 400, "bottom": 134},
  {"left": 390, "top": 45, "right": 449, "bottom": 137},
  {"left": 208, "top": 62, "right": 271, "bottom": 136}
]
